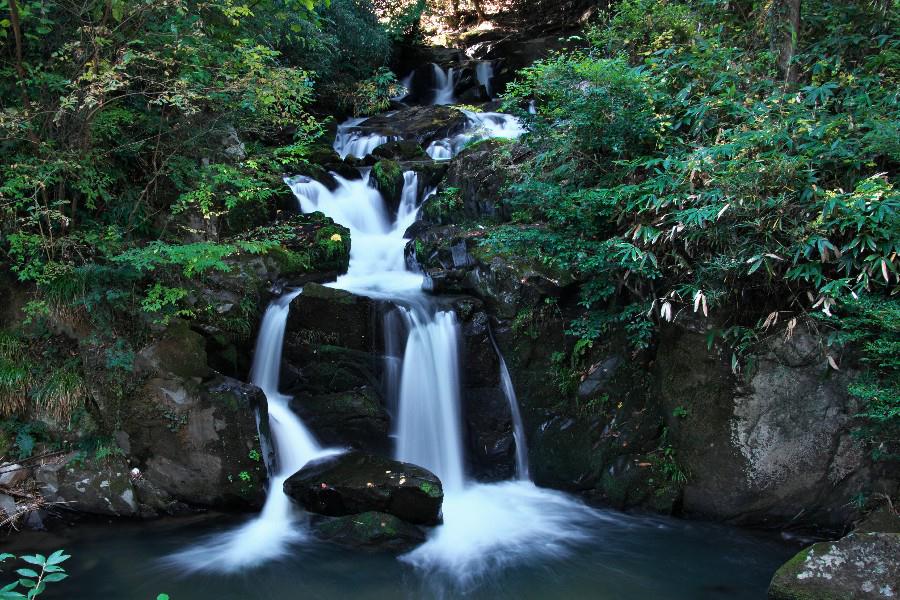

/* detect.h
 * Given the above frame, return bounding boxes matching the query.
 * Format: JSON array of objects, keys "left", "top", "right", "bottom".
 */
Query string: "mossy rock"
[
  {"left": 289, "top": 387, "right": 390, "bottom": 453},
  {"left": 313, "top": 511, "right": 426, "bottom": 553},
  {"left": 768, "top": 533, "right": 900, "bottom": 599},
  {"left": 284, "top": 451, "right": 443, "bottom": 525},
  {"left": 371, "top": 159, "right": 405, "bottom": 211}
]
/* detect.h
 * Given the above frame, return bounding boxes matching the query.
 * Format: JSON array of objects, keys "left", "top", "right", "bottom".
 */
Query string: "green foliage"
[
  {"left": 341, "top": 68, "right": 404, "bottom": 116},
  {"left": 0, "top": 549, "right": 70, "bottom": 599},
  {"left": 493, "top": 0, "right": 899, "bottom": 453}
]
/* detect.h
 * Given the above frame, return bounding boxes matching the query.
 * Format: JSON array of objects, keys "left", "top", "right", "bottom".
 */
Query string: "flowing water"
[
  {"left": 432, "top": 63, "right": 458, "bottom": 105},
  {"left": 475, "top": 61, "right": 495, "bottom": 98},
  {"left": 488, "top": 326, "right": 529, "bottom": 480},
  {"left": 164, "top": 291, "right": 336, "bottom": 573},
  {"left": 4, "top": 510, "right": 796, "bottom": 599},
  {"left": 12, "top": 69, "right": 800, "bottom": 599}
]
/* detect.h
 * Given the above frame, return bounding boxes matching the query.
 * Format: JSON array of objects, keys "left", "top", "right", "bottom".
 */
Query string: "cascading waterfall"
[
  {"left": 395, "top": 306, "right": 465, "bottom": 491},
  {"left": 488, "top": 326, "right": 529, "bottom": 480},
  {"left": 431, "top": 63, "right": 457, "bottom": 105},
  {"left": 290, "top": 128, "right": 596, "bottom": 585},
  {"left": 426, "top": 109, "right": 524, "bottom": 161},
  {"left": 475, "top": 61, "right": 495, "bottom": 98},
  {"left": 334, "top": 117, "right": 394, "bottom": 160},
  {"left": 167, "top": 290, "right": 333, "bottom": 573}
]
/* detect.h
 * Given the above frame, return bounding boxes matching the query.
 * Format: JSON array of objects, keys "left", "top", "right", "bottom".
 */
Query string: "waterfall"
[
  {"left": 334, "top": 117, "right": 394, "bottom": 159},
  {"left": 475, "top": 61, "right": 495, "bottom": 98},
  {"left": 395, "top": 306, "right": 465, "bottom": 491},
  {"left": 283, "top": 99, "right": 592, "bottom": 585},
  {"left": 431, "top": 64, "right": 456, "bottom": 105},
  {"left": 488, "top": 326, "right": 530, "bottom": 480},
  {"left": 425, "top": 109, "right": 524, "bottom": 161},
  {"left": 166, "top": 290, "right": 332, "bottom": 573}
]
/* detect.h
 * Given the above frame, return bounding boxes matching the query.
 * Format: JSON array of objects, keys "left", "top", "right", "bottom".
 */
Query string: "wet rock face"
[
  {"left": 289, "top": 388, "right": 390, "bottom": 454},
  {"left": 284, "top": 452, "right": 443, "bottom": 525},
  {"left": 312, "top": 511, "right": 426, "bottom": 553},
  {"left": 123, "top": 322, "right": 270, "bottom": 512},
  {"left": 444, "top": 139, "right": 514, "bottom": 221},
  {"left": 355, "top": 106, "right": 469, "bottom": 147},
  {"left": 657, "top": 317, "right": 884, "bottom": 529},
  {"left": 35, "top": 455, "right": 139, "bottom": 517},
  {"left": 282, "top": 284, "right": 391, "bottom": 453},
  {"left": 768, "top": 532, "right": 900, "bottom": 599}
]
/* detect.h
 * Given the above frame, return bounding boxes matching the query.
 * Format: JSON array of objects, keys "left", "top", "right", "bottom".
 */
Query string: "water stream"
[
  {"left": 166, "top": 291, "right": 335, "bottom": 573},
  {"left": 17, "top": 61, "right": 802, "bottom": 598}
]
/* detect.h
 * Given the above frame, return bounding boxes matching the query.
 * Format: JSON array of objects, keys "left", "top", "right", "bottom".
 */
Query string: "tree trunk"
[
  {"left": 772, "top": 0, "right": 801, "bottom": 84},
  {"left": 472, "top": 0, "right": 487, "bottom": 22}
]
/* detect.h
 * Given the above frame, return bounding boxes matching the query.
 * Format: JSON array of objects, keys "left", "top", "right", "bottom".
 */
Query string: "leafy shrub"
[{"left": 492, "top": 0, "right": 899, "bottom": 453}]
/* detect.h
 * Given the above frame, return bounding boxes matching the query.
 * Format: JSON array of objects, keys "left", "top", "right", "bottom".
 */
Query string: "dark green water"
[{"left": 2, "top": 508, "right": 799, "bottom": 600}]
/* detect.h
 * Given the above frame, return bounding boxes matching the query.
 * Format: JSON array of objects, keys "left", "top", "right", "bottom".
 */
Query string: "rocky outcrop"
[
  {"left": 312, "top": 511, "right": 426, "bottom": 553},
  {"left": 289, "top": 388, "right": 390, "bottom": 454},
  {"left": 122, "top": 321, "right": 271, "bottom": 511},
  {"left": 443, "top": 139, "right": 517, "bottom": 221},
  {"left": 768, "top": 532, "right": 900, "bottom": 599},
  {"left": 281, "top": 284, "right": 391, "bottom": 453},
  {"left": 657, "top": 317, "right": 888, "bottom": 529},
  {"left": 353, "top": 106, "right": 469, "bottom": 148},
  {"left": 35, "top": 454, "right": 139, "bottom": 517},
  {"left": 284, "top": 452, "right": 443, "bottom": 525}
]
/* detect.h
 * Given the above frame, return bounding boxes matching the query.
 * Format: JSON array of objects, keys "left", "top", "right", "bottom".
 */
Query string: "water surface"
[{"left": 3, "top": 508, "right": 796, "bottom": 600}]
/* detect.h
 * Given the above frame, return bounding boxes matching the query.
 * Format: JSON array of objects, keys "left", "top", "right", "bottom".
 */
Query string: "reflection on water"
[{"left": 3, "top": 507, "right": 796, "bottom": 600}]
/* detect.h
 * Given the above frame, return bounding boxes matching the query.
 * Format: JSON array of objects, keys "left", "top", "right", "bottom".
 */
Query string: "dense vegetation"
[
  {"left": 0, "top": 0, "right": 402, "bottom": 456},
  {"left": 491, "top": 0, "right": 898, "bottom": 457}
]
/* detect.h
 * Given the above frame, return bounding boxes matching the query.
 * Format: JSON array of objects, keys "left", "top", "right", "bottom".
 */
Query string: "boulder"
[
  {"left": 289, "top": 387, "right": 390, "bottom": 454},
  {"left": 657, "top": 317, "right": 887, "bottom": 529},
  {"left": 127, "top": 373, "right": 270, "bottom": 510},
  {"left": 285, "top": 283, "right": 381, "bottom": 355},
  {"left": 0, "top": 463, "right": 29, "bottom": 488},
  {"left": 371, "top": 140, "right": 430, "bottom": 162},
  {"left": 370, "top": 159, "right": 405, "bottom": 213},
  {"left": 284, "top": 452, "right": 443, "bottom": 525},
  {"left": 312, "top": 511, "right": 426, "bottom": 552},
  {"left": 768, "top": 532, "right": 900, "bottom": 599},
  {"left": 35, "top": 454, "right": 139, "bottom": 517},
  {"left": 445, "top": 139, "right": 514, "bottom": 221},
  {"left": 122, "top": 324, "right": 271, "bottom": 511},
  {"left": 355, "top": 106, "right": 469, "bottom": 147}
]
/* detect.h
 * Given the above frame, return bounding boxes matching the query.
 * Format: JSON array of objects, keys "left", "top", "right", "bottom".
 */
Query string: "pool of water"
[{"left": 2, "top": 503, "right": 797, "bottom": 600}]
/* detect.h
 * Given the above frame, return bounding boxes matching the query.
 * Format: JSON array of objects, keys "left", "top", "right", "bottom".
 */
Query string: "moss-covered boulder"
[
  {"left": 768, "top": 533, "right": 900, "bottom": 599},
  {"left": 289, "top": 387, "right": 390, "bottom": 454},
  {"left": 119, "top": 323, "right": 271, "bottom": 511},
  {"left": 371, "top": 159, "right": 405, "bottom": 212},
  {"left": 656, "top": 316, "right": 883, "bottom": 529},
  {"left": 371, "top": 140, "right": 429, "bottom": 162},
  {"left": 312, "top": 511, "right": 426, "bottom": 552},
  {"left": 284, "top": 451, "right": 443, "bottom": 525}
]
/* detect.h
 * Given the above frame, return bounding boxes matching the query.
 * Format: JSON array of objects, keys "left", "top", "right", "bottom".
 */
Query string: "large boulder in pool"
[
  {"left": 284, "top": 452, "right": 443, "bottom": 525},
  {"left": 767, "top": 532, "right": 900, "bottom": 599},
  {"left": 312, "top": 511, "right": 426, "bottom": 553}
]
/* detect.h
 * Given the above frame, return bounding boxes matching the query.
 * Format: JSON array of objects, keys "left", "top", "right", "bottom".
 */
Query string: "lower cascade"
[
  {"left": 166, "top": 291, "right": 335, "bottom": 572},
  {"left": 284, "top": 118, "right": 598, "bottom": 583},
  {"left": 170, "top": 109, "right": 599, "bottom": 580}
]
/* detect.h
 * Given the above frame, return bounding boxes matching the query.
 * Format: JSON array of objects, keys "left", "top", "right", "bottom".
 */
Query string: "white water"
[
  {"left": 475, "top": 61, "right": 495, "bottom": 98},
  {"left": 488, "top": 327, "right": 529, "bottom": 480},
  {"left": 426, "top": 109, "right": 524, "bottom": 161},
  {"left": 288, "top": 118, "right": 594, "bottom": 583},
  {"left": 167, "top": 291, "right": 335, "bottom": 573},
  {"left": 395, "top": 307, "right": 466, "bottom": 491},
  {"left": 334, "top": 117, "right": 394, "bottom": 159},
  {"left": 432, "top": 63, "right": 457, "bottom": 105}
]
